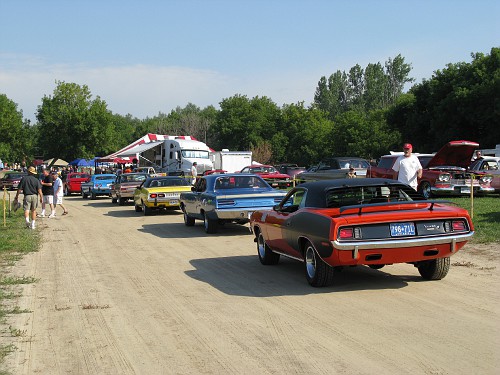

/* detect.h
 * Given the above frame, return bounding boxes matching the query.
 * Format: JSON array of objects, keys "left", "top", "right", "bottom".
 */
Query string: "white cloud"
[{"left": 0, "top": 56, "right": 318, "bottom": 122}]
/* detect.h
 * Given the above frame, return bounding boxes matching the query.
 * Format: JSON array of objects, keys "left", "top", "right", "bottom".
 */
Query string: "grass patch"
[
  {"left": 0, "top": 199, "right": 40, "bottom": 371},
  {"left": 437, "top": 196, "right": 500, "bottom": 243}
]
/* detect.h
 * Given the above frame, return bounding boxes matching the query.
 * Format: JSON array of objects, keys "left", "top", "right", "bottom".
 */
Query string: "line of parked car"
[{"left": 70, "top": 164, "right": 476, "bottom": 288}]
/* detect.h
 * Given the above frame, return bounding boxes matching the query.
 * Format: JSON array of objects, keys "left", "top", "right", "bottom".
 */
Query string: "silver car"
[{"left": 299, "top": 157, "right": 370, "bottom": 182}]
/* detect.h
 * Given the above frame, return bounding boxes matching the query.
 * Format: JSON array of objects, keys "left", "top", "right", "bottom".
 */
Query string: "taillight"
[
  {"left": 150, "top": 193, "right": 157, "bottom": 198},
  {"left": 339, "top": 228, "right": 353, "bottom": 239},
  {"left": 452, "top": 220, "right": 466, "bottom": 231},
  {"left": 444, "top": 220, "right": 467, "bottom": 232}
]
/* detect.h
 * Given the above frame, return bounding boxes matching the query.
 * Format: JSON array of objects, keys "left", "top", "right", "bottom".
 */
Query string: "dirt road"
[{"left": 5, "top": 195, "right": 500, "bottom": 374}]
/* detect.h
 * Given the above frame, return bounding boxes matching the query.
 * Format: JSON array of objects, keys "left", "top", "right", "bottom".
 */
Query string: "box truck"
[{"left": 211, "top": 150, "right": 252, "bottom": 173}]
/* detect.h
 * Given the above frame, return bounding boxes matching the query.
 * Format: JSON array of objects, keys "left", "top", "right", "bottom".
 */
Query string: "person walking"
[
  {"left": 392, "top": 143, "right": 422, "bottom": 191},
  {"left": 39, "top": 168, "right": 56, "bottom": 218},
  {"left": 14, "top": 166, "right": 43, "bottom": 229},
  {"left": 190, "top": 162, "right": 198, "bottom": 185},
  {"left": 52, "top": 171, "right": 68, "bottom": 216}
]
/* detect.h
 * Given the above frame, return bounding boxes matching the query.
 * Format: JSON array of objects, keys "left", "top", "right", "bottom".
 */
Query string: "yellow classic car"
[{"left": 133, "top": 176, "right": 192, "bottom": 215}]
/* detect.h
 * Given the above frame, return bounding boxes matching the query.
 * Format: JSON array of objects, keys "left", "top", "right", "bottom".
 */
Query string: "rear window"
[
  {"left": 325, "top": 185, "right": 422, "bottom": 208},
  {"left": 146, "top": 178, "right": 189, "bottom": 187},
  {"left": 6, "top": 173, "right": 27, "bottom": 179},
  {"left": 378, "top": 157, "right": 396, "bottom": 169},
  {"left": 71, "top": 174, "right": 89, "bottom": 179},
  {"left": 94, "top": 175, "right": 113, "bottom": 181}
]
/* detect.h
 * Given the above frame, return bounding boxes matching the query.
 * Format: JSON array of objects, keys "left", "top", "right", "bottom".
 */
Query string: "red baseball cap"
[{"left": 403, "top": 143, "right": 413, "bottom": 150}]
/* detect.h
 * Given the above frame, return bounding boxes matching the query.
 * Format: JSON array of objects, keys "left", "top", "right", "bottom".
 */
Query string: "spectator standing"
[
  {"left": 39, "top": 168, "right": 55, "bottom": 218},
  {"left": 52, "top": 171, "right": 68, "bottom": 216},
  {"left": 191, "top": 162, "right": 198, "bottom": 185},
  {"left": 14, "top": 166, "right": 43, "bottom": 229},
  {"left": 392, "top": 143, "right": 423, "bottom": 191}
]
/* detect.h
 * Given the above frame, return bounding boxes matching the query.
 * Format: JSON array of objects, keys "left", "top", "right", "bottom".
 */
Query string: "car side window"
[
  {"left": 280, "top": 189, "right": 306, "bottom": 213},
  {"left": 194, "top": 178, "right": 207, "bottom": 192}
]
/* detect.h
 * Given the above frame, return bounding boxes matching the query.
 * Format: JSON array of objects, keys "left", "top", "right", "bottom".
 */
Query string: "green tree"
[
  {"left": 314, "top": 55, "right": 413, "bottom": 118},
  {"left": 280, "top": 103, "right": 334, "bottom": 166},
  {"left": 388, "top": 47, "right": 500, "bottom": 151},
  {"left": 0, "top": 94, "right": 35, "bottom": 164},
  {"left": 36, "top": 81, "right": 117, "bottom": 160},
  {"left": 212, "top": 95, "right": 281, "bottom": 156},
  {"left": 332, "top": 110, "right": 401, "bottom": 159}
]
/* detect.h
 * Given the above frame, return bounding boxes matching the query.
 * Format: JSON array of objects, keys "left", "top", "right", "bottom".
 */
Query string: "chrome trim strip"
[
  {"left": 215, "top": 206, "right": 275, "bottom": 219},
  {"left": 331, "top": 232, "right": 474, "bottom": 250}
]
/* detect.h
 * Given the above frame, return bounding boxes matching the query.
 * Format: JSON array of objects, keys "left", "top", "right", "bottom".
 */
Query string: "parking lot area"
[{"left": 6, "top": 195, "right": 500, "bottom": 374}]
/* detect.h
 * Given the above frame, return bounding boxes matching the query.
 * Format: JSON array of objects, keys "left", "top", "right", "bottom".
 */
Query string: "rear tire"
[
  {"left": 143, "top": 202, "right": 152, "bottom": 216},
  {"left": 369, "top": 264, "right": 385, "bottom": 270},
  {"left": 418, "top": 257, "right": 450, "bottom": 280},
  {"left": 183, "top": 208, "right": 195, "bottom": 226},
  {"left": 203, "top": 211, "right": 217, "bottom": 234},
  {"left": 304, "top": 241, "right": 334, "bottom": 287},
  {"left": 257, "top": 232, "right": 280, "bottom": 265}
]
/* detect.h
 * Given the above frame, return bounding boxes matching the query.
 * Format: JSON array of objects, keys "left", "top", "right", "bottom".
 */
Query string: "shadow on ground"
[{"left": 185, "top": 255, "right": 419, "bottom": 296}]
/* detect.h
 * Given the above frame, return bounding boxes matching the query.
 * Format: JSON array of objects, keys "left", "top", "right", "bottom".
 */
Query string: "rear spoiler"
[{"left": 339, "top": 200, "right": 451, "bottom": 215}]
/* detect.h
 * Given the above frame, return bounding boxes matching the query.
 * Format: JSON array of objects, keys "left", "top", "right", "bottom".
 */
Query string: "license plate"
[
  {"left": 169, "top": 200, "right": 179, "bottom": 205},
  {"left": 390, "top": 222, "right": 415, "bottom": 237},
  {"left": 461, "top": 187, "right": 471, "bottom": 194}
]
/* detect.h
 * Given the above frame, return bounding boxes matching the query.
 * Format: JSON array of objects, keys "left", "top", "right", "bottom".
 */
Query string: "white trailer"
[
  {"left": 137, "top": 137, "right": 214, "bottom": 176},
  {"left": 211, "top": 150, "right": 252, "bottom": 173},
  {"left": 161, "top": 139, "right": 213, "bottom": 175}
]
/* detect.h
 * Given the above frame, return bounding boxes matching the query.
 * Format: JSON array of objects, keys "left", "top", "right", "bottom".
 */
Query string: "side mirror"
[
  {"left": 191, "top": 186, "right": 196, "bottom": 192},
  {"left": 273, "top": 204, "right": 281, "bottom": 211}
]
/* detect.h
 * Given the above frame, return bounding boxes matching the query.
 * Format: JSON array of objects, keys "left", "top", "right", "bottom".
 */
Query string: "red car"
[
  {"left": 368, "top": 140, "right": 494, "bottom": 198},
  {"left": 240, "top": 165, "right": 292, "bottom": 189},
  {"left": 250, "top": 178, "right": 474, "bottom": 287},
  {"left": 64, "top": 172, "right": 91, "bottom": 195},
  {"left": 0, "top": 171, "right": 28, "bottom": 190}
]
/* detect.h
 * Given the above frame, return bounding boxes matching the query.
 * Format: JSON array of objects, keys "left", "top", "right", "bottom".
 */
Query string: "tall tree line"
[{"left": 0, "top": 49, "right": 497, "bottom": 167}]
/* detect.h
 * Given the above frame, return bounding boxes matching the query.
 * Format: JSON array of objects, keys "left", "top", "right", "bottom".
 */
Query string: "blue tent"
[{"left": 68, "top": 158, "right": 91, "bottom": 166}]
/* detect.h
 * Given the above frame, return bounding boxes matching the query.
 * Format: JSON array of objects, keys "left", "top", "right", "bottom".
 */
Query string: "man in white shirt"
[
  {"left": 52, "top": 171, "right": 68, "bottom": 216},
  {"left": 190, "top": 162, "right": 198, "bottom": 185},
  {"left": 392, "top": 143, "right": 423, "bottom": 190}
]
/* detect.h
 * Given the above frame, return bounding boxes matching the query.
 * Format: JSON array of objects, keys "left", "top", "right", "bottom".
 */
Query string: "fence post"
[{"left": 470, "top": 174, "right": 474, "bottom": 219}]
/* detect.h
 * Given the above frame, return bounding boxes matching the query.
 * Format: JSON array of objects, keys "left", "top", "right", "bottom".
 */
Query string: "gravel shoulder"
[{"left": 4, "top": 195, "right": 500, "bottom": 374}]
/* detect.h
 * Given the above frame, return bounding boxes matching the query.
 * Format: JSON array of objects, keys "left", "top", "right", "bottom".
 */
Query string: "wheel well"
[
  {"left": 297, "top": 237, "right": 309, "bottom": 256},
  {"left": 253, "top": 225, "right": 261, "bottom": 239}
]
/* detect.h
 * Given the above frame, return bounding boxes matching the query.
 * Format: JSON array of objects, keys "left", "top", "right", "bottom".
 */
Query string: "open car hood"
[{"left": 426, "top": 140, "right": 478, "bottom": 169}]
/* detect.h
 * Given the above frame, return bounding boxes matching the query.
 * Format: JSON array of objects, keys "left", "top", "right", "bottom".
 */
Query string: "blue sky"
[{"left": 1, "top": 0, "right": 498, "bottom": 122}]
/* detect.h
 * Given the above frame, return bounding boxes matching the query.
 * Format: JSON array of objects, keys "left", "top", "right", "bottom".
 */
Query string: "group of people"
[{"left": 14, "top": 167, "right": 68, "bottom": 230}]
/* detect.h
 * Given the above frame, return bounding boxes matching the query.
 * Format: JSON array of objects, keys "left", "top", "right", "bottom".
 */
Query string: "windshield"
[
  {"left": 249, "top": 166, "right": 277, "bottom": 173},
  {"left": 181, "top": 150, "right": 209, "bottom": 159},
  {"left": 325, "top": 184, "right": 421, "bottom": 208}
]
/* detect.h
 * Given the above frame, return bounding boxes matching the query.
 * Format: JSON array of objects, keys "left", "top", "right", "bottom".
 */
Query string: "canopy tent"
[
  {"left": 44, "top": 158, "right": 69, "bottom": 167},
  {"left": 68, "top": 158, "right": 91, "bottom": 167},
  {"left": 98, "top": 133, "right": 202, "bottom": 163}
]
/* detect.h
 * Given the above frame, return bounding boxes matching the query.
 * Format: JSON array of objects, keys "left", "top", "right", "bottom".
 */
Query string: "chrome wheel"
[{"left": 305, "top": 245, "right": 317, "bottom": 279}]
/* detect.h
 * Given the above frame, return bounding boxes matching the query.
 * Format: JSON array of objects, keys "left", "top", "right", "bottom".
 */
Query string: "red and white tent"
[{"left": 98, "top": 133, "right": 202, "bottom": 163}]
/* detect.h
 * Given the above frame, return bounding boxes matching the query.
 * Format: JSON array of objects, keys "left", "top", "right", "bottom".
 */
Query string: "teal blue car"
[
  {"left": 180, "top": 174, "right": 286, "bottom": 234},
  {"left": 81, "top": 173, "right": 116, "bottom": 199}
]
